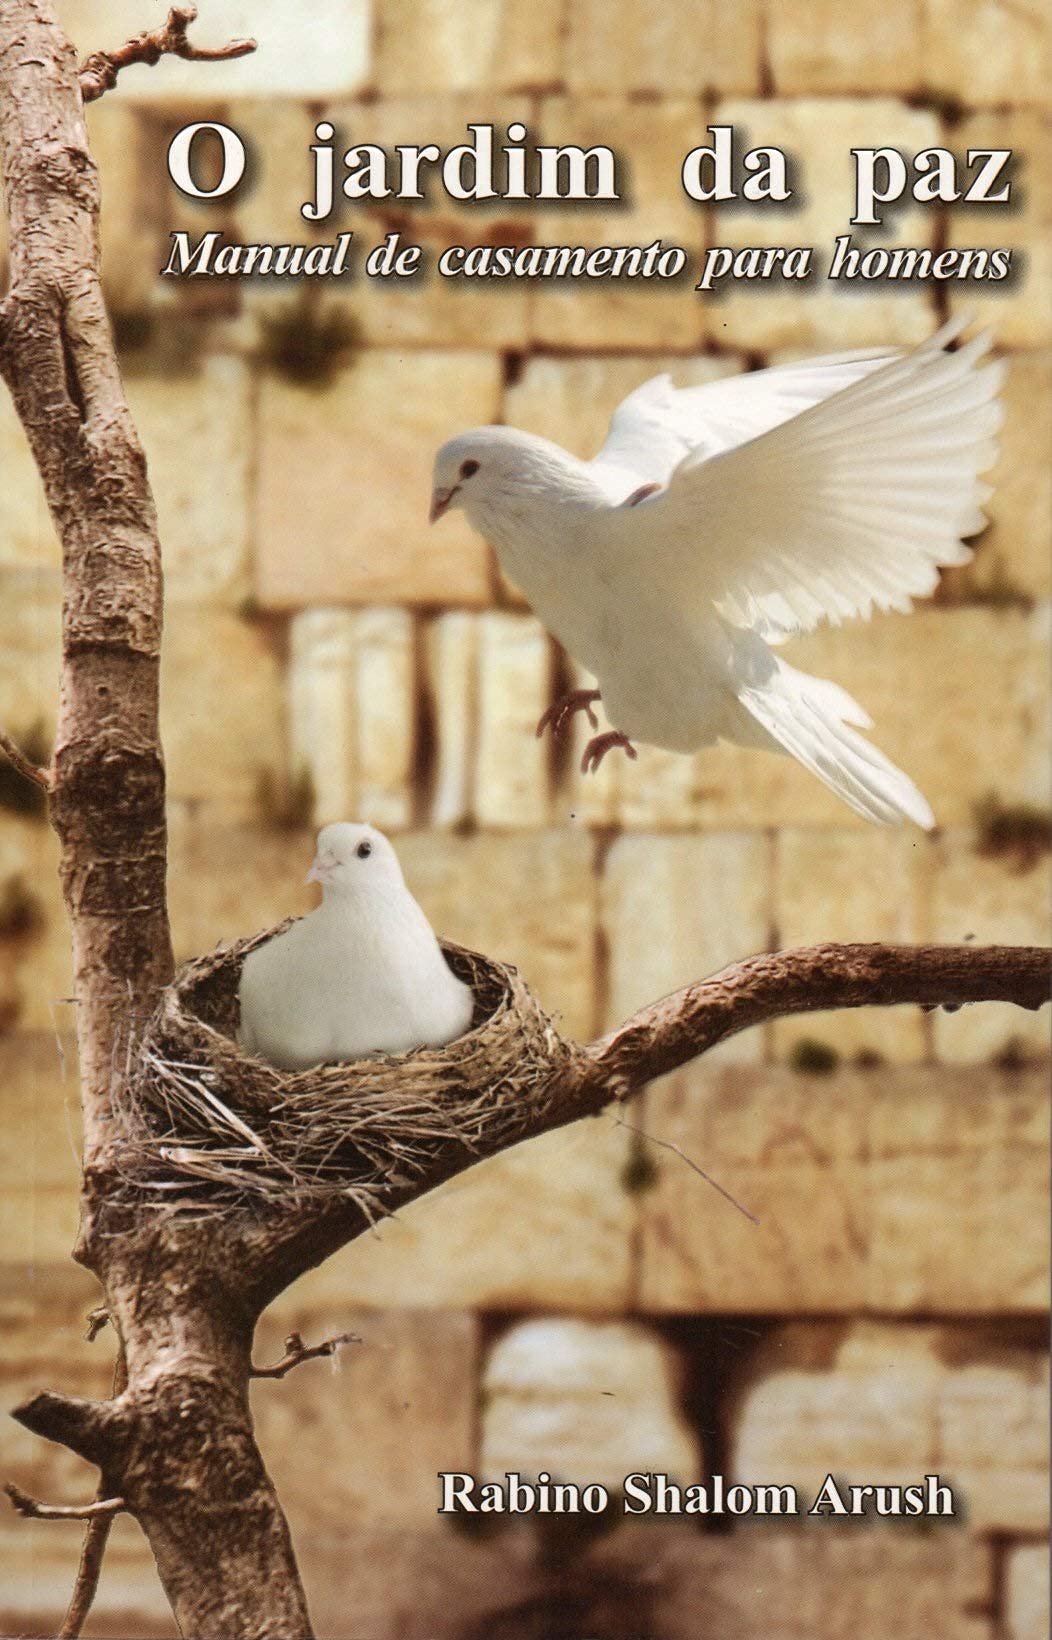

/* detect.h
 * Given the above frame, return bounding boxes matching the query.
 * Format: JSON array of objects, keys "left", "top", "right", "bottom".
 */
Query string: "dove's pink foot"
[
  {"left": 536, "top": 688, "right": 601, "bottom": 741},
  {"left": 580, "top": 730, "right": 638, "bottom": 775}
]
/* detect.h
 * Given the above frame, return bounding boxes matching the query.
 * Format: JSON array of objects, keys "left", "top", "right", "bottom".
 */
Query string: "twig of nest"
[{"left": 112, "top": 925, "right": 583, "bottom": 1218}]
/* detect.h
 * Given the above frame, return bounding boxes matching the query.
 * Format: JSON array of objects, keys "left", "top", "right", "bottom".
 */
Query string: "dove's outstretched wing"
[
  {"left": 598, "top": 324, "right": 1003, "bottom": 640},
  {"left": 589, "top": 343, "right": 902, "bottom": 494}
]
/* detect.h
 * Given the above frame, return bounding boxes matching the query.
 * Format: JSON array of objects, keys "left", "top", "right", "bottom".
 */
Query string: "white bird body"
[
  {"left": 431, "top": 321, "right": 1005, "bottom": 828},
  {"left": 238, "top": 823, "right": 475, "bottom": 1072}
]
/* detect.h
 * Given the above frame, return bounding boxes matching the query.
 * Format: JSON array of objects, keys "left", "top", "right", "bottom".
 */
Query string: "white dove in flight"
[
  {"left": 430, "top": 320, "right": 1003, "bottom": 828},
  {"left": 238, "top": 822, "right": 475, "bottom": 1071}
]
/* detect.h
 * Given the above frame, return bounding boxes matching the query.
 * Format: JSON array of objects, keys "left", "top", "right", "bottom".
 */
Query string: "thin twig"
[
  {"left": 4, "top": 1483, "right": 124, "bottom": 1522},
  {"left": 251, "top": 1330, "right": 361, "bottom": 1381},
  {"left": 0, "top": 725, "right": 50, "bottom": 791},
  {"left": 78, "top": 3, "right": 256, "bottom": 104},
  {"left": 614, "top": 1116, "right": 761, "bottom": 1224},
  {"left": 59, "top": 1342, "right": 127, "bottom": 1639},
  {"left": 85, "top": 1306, "right": 110, "bottom": 1343}
]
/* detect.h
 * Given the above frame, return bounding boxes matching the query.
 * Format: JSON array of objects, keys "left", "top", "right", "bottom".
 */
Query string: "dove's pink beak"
[
  {"left": 306, "top": 850, "right": 335, "bottom": 886},
  {"left": 429, "top": 485, "right": 455, "bottom": 524}
]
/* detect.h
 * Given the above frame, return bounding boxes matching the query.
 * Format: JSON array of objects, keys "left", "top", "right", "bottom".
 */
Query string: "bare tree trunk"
[
  {"left": 0, "top": 6, "right": 1048, "bottom": 1639},
  {"left": 0, "top": 3, "right": 314, "bottom": 1633}
]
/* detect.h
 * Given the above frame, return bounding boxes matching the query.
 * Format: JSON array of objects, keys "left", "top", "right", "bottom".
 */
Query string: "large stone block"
[
  {"left": 399, "top": 828, "right": 599, "bottom": 1039},
  {"left": 57, "top": 0, "right": 371, "bottom": 98},
  {"left": 423, "top": 612, "right": 478, "bottom": 828},
  {"left": 638, "top": 1066, "right": 870, "bottom": 1312},
  {"left": 930, "top": 829, "right": 1052, "bottom": 1063},
  {"left": 0, "top": 1036, "right": 81, "bottom": 1265},
  {"left": 938, "top": 1350, "right": 1051, "bottom": 1532},
  {"left": 301, "top": 1117, "right": 635, "bottom": 1313},
  {"left": 375, "top": 0, "right": 563, "bottom": 93},
  {"left": 166, "top": 814, "right": 315, "bottom": 961},
  {"left": 637, "top": 1065, "right": 1049, "bottom": 1314},
  {"left": 730, "top": 1321, "right": 1050, "bottom": 1533},
  {"left": 289, "top": 609, "right": 359, "bottom": 827},
  {"left": 480, "top": 1317, "right": 701, "bottom": 1490},
  {"left": 711, "top": 99, "right": 940, "bottom": 349},
  {"left": 923, "top": 0, "right": 1049, "bottom": 109},
  {"left": 161, "top": 607, "right": 285, "bottom": 821},
  {"left": 772, "top": 827, "right": 929, "bottom": 1062},
  {"left": 564, "top": 0, "right": 762, "bottom": 94},
  {"left": 351, "top": 607, "right": 417, "bottom": 830},
  {"left": 956, "top": 350, "right": 1051, "bottom": 602},
  {"left": 533, "top": 98, "right": 706, "bottom": 350},
  {"left": 0, "top": 571, "right": 61, "bottom": 743},
  {"left": 867, "top": 1066, "right": 1050, "bottom": 1314},
  {"left": 0, "top": 820, "right": 73, "bottom": 1036},
  {"left": 253, "top": 1307, "right": 478, "bottom": 1531},
  {"left": 256, "top": 350, "right": 499, "bottom": 608},
  {"left": 289, "top": 606, "right": 417, "bottom": 830},
  {"left": 948, "top": 113, "right": 1051, "bottom": 349},
  {"left": 601, "top": 832, "right": 771, "bottom": 1062},
  {"left": 474, "top": 613, "right": 553, "bottom": 828},
  {"left": 1005, "top": 1544, "right": 1051, "bottom": 1640},
  {"left": 766, "top": 0, "right": 922, "bottom": 93},
  {"left": 0, "top": 399, "right": 59, "bottom": 571},
  {"left": 126, "top": 358, "right": 252, "bottom": 606}
]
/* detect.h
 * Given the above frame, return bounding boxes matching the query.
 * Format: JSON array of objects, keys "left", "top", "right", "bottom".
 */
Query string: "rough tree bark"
[
  {"left": 0, "top": 4, "right": 313, "bottom": 1636},
  {"left": 0, "top": 6, "right": 1048, "bottom": 1639}
]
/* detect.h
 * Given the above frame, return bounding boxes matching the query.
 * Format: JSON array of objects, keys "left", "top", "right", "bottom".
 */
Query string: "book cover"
[{"left": 0, "top": 2, "right": 1048, "bottom": 1637}]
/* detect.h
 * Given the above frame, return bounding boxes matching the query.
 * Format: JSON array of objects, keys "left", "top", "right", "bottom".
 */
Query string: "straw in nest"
[{"left": 115, "top": 924, "right": 583, "bottom": 1217}]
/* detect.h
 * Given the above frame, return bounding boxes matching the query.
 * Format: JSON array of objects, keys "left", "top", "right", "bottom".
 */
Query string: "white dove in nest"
[
  {"left": 431, "top": 320, "right": 1004, "bottom": 828},
  {"left": 237, "top": 823, "right": 475, "bottom": 1071}
]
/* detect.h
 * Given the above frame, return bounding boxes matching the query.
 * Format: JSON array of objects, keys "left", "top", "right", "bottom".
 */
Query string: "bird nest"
[{"left": 114, "top": 924, "right": 581, "bottom": 1218}]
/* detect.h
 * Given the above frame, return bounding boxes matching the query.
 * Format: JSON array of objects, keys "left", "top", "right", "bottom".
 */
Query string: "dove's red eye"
[
  {"left": 356, "top": 841, "right": 372, "bottom": 859},
  {"left": 459, "top": 459, "right": 480, "bottom": 479}
]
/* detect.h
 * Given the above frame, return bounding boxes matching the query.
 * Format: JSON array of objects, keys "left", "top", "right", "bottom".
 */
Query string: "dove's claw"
[
  {"left": 580, "top": 730, "right": 637, "bottom": 774},
  {"left": 536, "top": 688, "right": 602, "bottom": 741}
]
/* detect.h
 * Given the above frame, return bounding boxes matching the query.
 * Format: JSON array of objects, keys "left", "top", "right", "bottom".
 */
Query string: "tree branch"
[
  {"left": 4, "top": 1483, "right": 124, "bottom": 1522},
  {"left": 0, "top": 724, "right": 50, "bottom": 791},
  {"left": 78, "top": 4, "right": 256, "bottom": 103},
  {"left": 251, "top": 1330, "right": 361, "bottom": 1381},
  {"left": 10, "top": 1390, "right": 123, "bottom": 1467},
  {"left": 586, "top": 942, "right": 1052, "bottom": 1091},
  {"left": 0, "top": 0, "right": 175, "bottom": 1170}
]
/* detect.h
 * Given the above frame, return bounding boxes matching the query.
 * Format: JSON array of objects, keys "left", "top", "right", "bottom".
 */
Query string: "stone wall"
[{"left": 0, "top": 0, "right": 1048, "bottom": 1635}]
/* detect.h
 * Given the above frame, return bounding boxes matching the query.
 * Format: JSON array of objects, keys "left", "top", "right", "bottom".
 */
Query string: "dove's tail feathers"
[{"left": 735, "top": 662, "right": 935, "bottom": 829}]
